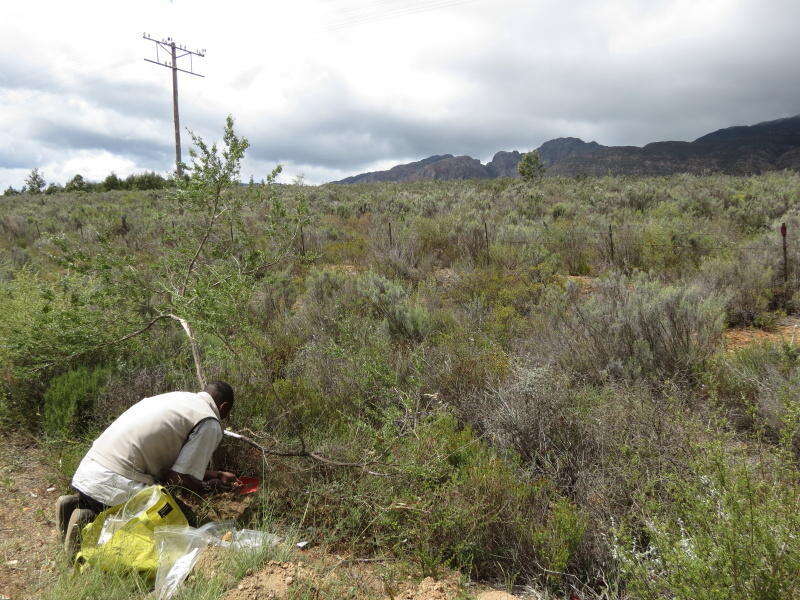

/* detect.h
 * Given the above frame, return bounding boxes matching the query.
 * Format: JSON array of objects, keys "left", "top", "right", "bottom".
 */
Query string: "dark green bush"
[
  {"left": 43, "top": 365, "right": 110, "bottom": 438},
  {"left": 263, "top": 410, "right": 587, "bottom": 583},
  {"left": 0, "top": 270, "right": 124, "bottom": 427}
]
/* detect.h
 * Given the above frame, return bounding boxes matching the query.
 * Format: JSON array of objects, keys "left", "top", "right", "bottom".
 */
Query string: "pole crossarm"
[
  {"left": 143, "top": 34, "right": 206, "bottom": 57},
  {"left": 143, "top": 58, "right": 205, "bottom": 77}
]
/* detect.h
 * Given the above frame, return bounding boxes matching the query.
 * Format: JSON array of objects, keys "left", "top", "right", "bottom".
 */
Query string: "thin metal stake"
[{"left": 782, "top": 222, "right": 788, "bottom": 284}]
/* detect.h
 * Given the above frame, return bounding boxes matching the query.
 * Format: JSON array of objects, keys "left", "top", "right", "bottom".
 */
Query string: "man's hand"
[
  {"left": 218, "top": 471, "right": 238, "bottom": 485},
  {"left": 204, "top": 470, "right": 239, "bottom": 490},
  {"left": 203, "top": 478, "right": 226, "bottom": 492}
]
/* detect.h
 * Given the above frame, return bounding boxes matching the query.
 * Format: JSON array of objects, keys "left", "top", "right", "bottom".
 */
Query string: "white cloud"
[{"left": 1, "top": 0, "right": 798, "bottom": 188}]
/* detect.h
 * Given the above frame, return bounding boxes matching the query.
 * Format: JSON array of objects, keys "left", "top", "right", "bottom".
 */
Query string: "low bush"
[
  {"left": 471, "top": 362, "right": 696, "bottom": 581},
  {"left": 43, "top": 365, "right": 110, "bottom": 439},
  {"left": 0, "top": 270, "right": 123, "bottom": 428},
  {"left": 705, "top": 342, "right": 800, "bottom": 453},
  {"left": 614, "top": 444, "right": 800, "bottom": 600},
  {"left": 261, "top": 410, "right": 587, "bottom": 585},
  {"left": 539, "top": 275, "right": 725, "bottom": 384},
  {"left": 296, "top": 268, "right": 432, "bottom": 343},
  {"left": 696, "top": 252, "right": 774, "bottom": 326}
]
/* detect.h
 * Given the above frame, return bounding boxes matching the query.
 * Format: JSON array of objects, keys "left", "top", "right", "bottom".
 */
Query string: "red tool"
[{"left": 235, "top": 476, "right": 260, "bottom": 495}]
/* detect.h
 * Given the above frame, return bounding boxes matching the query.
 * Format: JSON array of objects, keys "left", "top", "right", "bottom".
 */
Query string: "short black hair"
[{"left": 205, "top": 381, "right": 234, "bottom": 407}]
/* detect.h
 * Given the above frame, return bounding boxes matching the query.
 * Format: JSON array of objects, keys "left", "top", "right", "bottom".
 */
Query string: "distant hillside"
[{"left": 331, "top": 114, "right": 800, "bottom": 183}]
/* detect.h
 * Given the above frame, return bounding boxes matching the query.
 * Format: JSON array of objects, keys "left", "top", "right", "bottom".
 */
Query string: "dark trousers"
[{"left": 76, "top": 490, "right": 108, "bottom": 514}]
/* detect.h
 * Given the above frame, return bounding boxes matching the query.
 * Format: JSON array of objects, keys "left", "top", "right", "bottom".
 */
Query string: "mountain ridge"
[{"left": 331, "top": 114, "right": 800, "bottom": 183}]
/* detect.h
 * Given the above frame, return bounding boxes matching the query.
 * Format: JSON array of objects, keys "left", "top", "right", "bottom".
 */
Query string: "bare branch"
[
  {"left": 224, "top": 429, "right": 391, "bottom": 477},
  {"left": 165, "top": 313, "right": 206, "bottom": 388}
]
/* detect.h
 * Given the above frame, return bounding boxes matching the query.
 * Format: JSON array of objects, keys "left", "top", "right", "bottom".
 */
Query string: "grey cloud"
[
  {"left": 3, "top": 0, "right": 800, "bottom": 184},
  {"left": 0, "top": 148, "right": 36, "bottom": 170},
  {"left": 0, "top": 51, "right": 223, "bottom": 173},
  {"left": 433, "top": 0, "right": 800, "bottom": 148},
  {"left": 79, "top": 76, "right": 177, "bottom": 123},
  {"left": 231, "top": 66, "right": 264, "bottom": 90},
  {"left": 0, "top": 56, "right": 198, "bottom": 127},
  {"left": 31, "top": 120, "right": 172, "bottom": 167},
  {"left": 241, "top": 0, "right": 800, "bottom": 178}
]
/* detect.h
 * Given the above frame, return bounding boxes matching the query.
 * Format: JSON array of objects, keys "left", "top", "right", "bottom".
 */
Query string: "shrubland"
[{"left": 2, "top": 121, "right": 800, "bottom": 598}]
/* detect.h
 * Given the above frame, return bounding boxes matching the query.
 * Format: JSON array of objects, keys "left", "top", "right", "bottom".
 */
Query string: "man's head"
[{"left": 204, "top": 381, "right": 234, "bottom": 420}]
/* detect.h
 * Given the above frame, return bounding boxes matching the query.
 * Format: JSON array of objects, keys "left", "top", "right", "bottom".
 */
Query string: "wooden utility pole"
[
  {"left": 171, "top": 42, "right": 181, "bottom": 173},
  {"left": 143, "top": 34, "right": 205, "bottom": 176}
]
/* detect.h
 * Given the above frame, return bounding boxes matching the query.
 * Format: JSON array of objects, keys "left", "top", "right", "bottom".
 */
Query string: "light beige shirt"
[{"left": 72, "top": 391, "right": 222, "bottom": 506}]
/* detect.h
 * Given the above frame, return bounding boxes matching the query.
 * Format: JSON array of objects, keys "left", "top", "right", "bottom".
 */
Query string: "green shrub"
[
  {"left": 541, "top": 275, "right": 725, "bottom": 383},
  {"left": 696, "top": 253, "right": 773, "bottom": 326},
  {"left": 298, "top": 268, "right": 432, "bottom": 343},
  {"left": 614, "top": 445, "right": 800, "bottom": 600},
  {"left": 518, "top": 150, "right": 545, "bottom": 182},
  {"left": 355, "top": 271, "right": 432, "bottom": 342},
  {"left": 43, "top": 365, "right": 110, "bottom": 438},
  {"left": 264, "top": 410, "right": 587, "bottom": 584},
  {"left": 0, "top": 270, "right": 123, "bottom": 427},
  {"left": 426, "top": 330, "right": 509, "bottom": 405},
  {"left": 706, "top": 342, "right": 800, "bottom": 453},
  {"left": 473, "top": 363, "right": 700, "bottom": 578}
]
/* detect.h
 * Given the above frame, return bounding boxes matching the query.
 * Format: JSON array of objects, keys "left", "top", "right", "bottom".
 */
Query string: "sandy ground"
[
  {"left": 0, "top": 434, "right": 63, "bottom": 600},
  {"left": 723, "top": 315, "right": 800, "bottom": 350},
  {"left": 220, "top": 559, "right": 528, "bottom": 600}
]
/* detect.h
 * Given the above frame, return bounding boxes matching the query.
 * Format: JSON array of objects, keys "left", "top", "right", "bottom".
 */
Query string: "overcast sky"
[{"left": 2, "top": 0, "right": 799, "bottom": 188}]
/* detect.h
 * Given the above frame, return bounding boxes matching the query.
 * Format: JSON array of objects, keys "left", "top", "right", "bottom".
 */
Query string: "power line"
[
  {"left": 142, "top": 34, "right": 206, "bottom": 176},
  {"left": 329, "top": 0, "right": 478, "bottom": 29},
  {"left": 327, "top": 0, "right": 481, "bottom": 30},
  {"left": 324, "top": 0, "right": 412, "bottom": 18}
]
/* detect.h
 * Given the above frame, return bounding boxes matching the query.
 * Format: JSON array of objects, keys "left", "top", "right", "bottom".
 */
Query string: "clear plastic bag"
[
  {"left": 97, "top": 486, "right": 164, "bottom": 547},
  {"left": 232, "top": 529, "right": 281, "bottom": 551},
  {"left": 153, "top": 526, "right": 211, "bottom": 600},
  {"left": 197, "top": 520, "right": 235, "bottom": 546},
  {"left": 152, "top": 522, "right": 281, "bottom": 599},
  {"left": 96, "top": 515, "right": 126, "bottom": 546},
  {"left": 119, "top": 485, "right": 162, "bottom": 521}
]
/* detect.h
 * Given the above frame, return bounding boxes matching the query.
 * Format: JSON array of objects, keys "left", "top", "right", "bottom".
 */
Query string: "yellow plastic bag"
[{"left": 75, "top": 485, "right": 188, "bottom": 578}]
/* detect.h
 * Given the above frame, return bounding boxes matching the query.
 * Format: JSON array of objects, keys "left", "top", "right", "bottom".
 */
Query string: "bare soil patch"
[
  {"left": 564, "top": 275, "right": 598, "bottom": 294},
  {"left": 224, "top": 561, "right": 315, "bottom": 600},
  {"left": 0, "top": 434, "right": 64, "bottom": 600},
  {"left": 723, "top": 316, "right": 800, "bottom": 350},
  {"left": 220, "top": 557, "right": 529, "bottom": 600}
]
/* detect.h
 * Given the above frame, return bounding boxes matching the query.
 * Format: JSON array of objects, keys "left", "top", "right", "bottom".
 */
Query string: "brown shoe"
[
  {"left": 56, "top": 494, "right": 79, "bottom": 541},
  {"left": 64, "top": 508, "right": 95, "bottom": 560}
]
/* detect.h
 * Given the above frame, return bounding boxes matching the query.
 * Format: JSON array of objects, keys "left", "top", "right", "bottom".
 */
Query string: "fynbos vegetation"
[{"left": 3, "top": 119, "right": 800, "bottom": 598}]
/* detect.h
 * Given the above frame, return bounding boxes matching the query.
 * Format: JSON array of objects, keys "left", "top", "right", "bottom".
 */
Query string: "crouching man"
[{"left": 56, "top": 381, "right": 238, "bottom": 556}]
